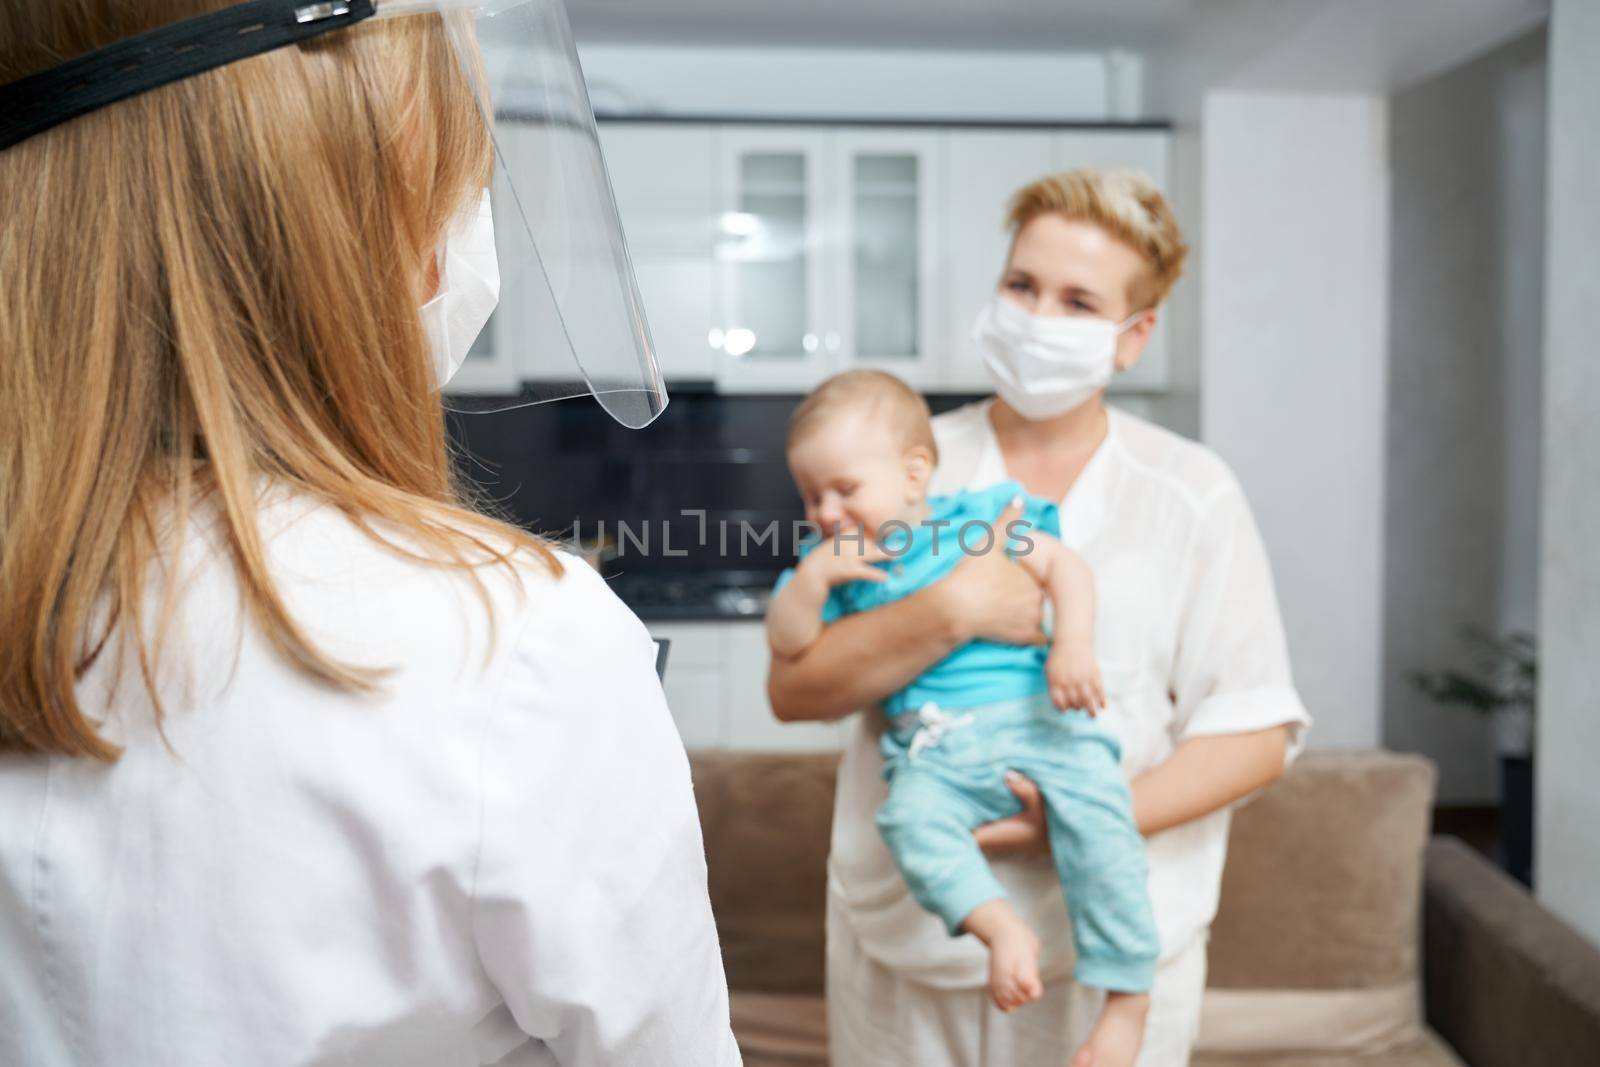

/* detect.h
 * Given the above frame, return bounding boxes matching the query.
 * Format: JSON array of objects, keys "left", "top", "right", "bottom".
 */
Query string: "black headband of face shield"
[{"left": 0, "top": 0, "right": 378, "bottom": 152}]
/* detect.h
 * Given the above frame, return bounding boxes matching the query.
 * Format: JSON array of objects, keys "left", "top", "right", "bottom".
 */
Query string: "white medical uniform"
[
  {"left": 826, "top": 402, "right": 1312, "bottom": 1066},
  {"left": 0, "top": 490, "right": 741, "bottom": 1067}
]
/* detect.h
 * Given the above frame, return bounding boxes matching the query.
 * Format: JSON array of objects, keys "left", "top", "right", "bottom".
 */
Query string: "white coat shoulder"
[
  {"left": 0, "top": 493, "right": 737, "bottom": 1067},
  {"left": 252, "top": 490, "right": 647, "bottom": 678}
]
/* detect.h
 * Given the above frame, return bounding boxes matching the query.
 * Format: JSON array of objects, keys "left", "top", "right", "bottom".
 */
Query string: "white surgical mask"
[
  {"left": 420, "top": 190, "right": 500, "bottom": 388},
  {"left": 972, "top": 295, "right": 1144, "bottom": 421}
]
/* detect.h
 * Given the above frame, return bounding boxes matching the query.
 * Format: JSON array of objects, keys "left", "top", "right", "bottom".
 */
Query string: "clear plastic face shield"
[
  {"left": 0, "top": 0, "right": 667, "bottom": 429},
  {"left": 394, "top": 0, "right": 666, "bottom": 427}
]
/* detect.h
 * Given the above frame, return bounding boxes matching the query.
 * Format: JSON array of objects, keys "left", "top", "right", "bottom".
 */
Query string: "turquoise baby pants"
[{"left": 875, "top": 694, "right": 1160, "bottom": 993}]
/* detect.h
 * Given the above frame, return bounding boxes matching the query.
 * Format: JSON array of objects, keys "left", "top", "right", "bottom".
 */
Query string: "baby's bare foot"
[
  {"left": 986, "top": 921, "right": 1042, "bottom": 1013},
  {"left": 1069, "top": 991, "right": 1149, "bottom": 1067},
  {"left": 961, "top": 899, "right": 1044, "bottom": 1013}
]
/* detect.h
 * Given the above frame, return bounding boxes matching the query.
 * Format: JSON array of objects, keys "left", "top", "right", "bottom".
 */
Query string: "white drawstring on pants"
[{"left": 907, "top": 701, "right": 976, "bottom": 761}]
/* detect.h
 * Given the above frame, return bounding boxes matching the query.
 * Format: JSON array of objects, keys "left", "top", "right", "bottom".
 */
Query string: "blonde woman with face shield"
[
  {"left": 0, "top": 3, "right": 739, "bottom": 1065},
  {"left": 767, "top": 170, "right": 1312, "bottom": 1066}
]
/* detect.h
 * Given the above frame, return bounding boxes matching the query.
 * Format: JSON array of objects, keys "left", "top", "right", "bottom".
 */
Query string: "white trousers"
[{"left": 826, "top": 892, "right": 1208, "bottom": 1067}]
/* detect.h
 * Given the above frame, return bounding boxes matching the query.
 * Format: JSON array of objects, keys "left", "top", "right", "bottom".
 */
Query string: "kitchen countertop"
[{"left": 608, "top": 575, "right": 774, "bottom": 622}]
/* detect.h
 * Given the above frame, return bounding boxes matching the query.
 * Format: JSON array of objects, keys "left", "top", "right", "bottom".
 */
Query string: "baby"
[{"left": 767, "top": 370, "right": 1158, "bottom": 1067}]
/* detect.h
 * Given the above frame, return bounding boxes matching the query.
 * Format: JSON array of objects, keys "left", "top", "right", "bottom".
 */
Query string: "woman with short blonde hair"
[
  {"left": 0, "top": 4, "right": 737, "bottom": 1064},
  {"left": 769, "top": 165, "right": 1310, "bottom": 1066}
]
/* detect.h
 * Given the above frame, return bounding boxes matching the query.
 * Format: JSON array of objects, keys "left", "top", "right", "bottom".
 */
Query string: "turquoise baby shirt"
[{"left": 773, "top": 479, "right": 1060, "bottom": 718}]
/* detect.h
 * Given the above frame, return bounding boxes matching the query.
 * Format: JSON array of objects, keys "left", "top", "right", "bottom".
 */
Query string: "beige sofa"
[{"left": 688, "top": 748, "right": 1600, "bottom": 1066}]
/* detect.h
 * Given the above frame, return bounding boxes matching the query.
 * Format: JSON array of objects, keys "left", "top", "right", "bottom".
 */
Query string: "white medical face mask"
[
  {"left": 420, "top": 190, "right": 501, "bottom": 388},
  {"left": 972, "top": 295, "right": 1143, "bottom": 421}
]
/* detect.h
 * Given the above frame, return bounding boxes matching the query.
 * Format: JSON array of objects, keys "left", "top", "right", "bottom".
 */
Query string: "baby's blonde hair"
[
  {"left": 1006, "top": 167, "right": 1189, "bottom": 310},
  {"left": 787, "top": 370, "right": 939, "bottom": 465}
]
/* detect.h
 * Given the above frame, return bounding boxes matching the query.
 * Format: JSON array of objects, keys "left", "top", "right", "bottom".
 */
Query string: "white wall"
[
  {"left": 1536, "top": 0, "right": 1600, "bottom": 946},
  {"left": 1382, "top": 31, "right": 1547, "bottom": 803},
  {"left": 1149, "top": 116, "right": 1204, "bottom": 441},
  {"left": 576, "top": 43, "right": 1108, "bottom": 121},
  {"left": 1200, "top": 92, "right": 1390, "bottom": 748}
]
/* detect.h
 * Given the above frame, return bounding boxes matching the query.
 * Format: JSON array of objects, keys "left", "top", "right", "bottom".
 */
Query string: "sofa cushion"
[
  {"left": 1197, "top": 749, "right": 1437, "bottom": 1056},
  {"left": 1193, "top": 1028, "right": 1465, "bottom": 1066},
  {"left": 690, "top": 751, "right": 838, "bottom": 996},
  {"left": 725, "top": 991, "right": 1467, "bottom": 1067}
]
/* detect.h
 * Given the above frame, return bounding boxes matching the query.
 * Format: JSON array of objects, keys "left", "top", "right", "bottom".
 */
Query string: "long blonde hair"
[{"left": 0, "top": 2, "right": 555, "bottom": 760}]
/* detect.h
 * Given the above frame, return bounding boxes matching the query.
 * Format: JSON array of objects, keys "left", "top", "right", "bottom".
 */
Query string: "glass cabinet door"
[
  {"left": 733, "top": 151, "right": 809, "bottom": 358},
  {"left": 853, "top": 153, "right": 919, "bottom": 357},
  {"left": 835, "top": 131, "right": 941, "bottom": 385},
  {"left": 716, "top": 127, "right": 832, "bottom": 391}
]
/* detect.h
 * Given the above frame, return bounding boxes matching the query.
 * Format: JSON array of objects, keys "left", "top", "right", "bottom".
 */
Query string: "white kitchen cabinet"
[
  {"left": 714, "top": 127, "right": 947, "bottom": 394},
  {"left": 721, "top": 621, "right": 849, "bottom": 751},
  {"left": 650, "top": 621, "right": 730, "bottom": 748},
  {"left": 940, "top": 131, "right": 1056, "bottom": 392},
  {"left": 660, "top": 668, "right": 727, "bottom": 749},
  {"left": 1052, "top": 128, "right": 1169, "bottom": 179},
  {"left": 478, "top": 120, "right": 1175, "bottom": 399},
  {"left": 833, "top": 130, "right": 944, "bottom": 389},
  {"left": 597, "top": 123, "right": 721, "bottom": 381},
  {"left": 714, "top": 126, "right": 837, "bottom": 392},
  {"left": 648, "top": 619, "right": 846, "bottom": 752}
]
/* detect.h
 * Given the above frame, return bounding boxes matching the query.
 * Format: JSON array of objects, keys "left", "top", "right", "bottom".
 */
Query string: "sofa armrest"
[{"left": 1423, "top": 836, "right": 1600, "bottom": 1067}]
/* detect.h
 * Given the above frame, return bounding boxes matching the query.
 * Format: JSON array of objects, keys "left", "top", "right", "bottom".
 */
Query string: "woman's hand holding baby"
[
  {"left": 973, "top": 772, "right": 1051, "bottom": 857},
  {"left": 935, "top": 500, "right": 1049, "bottom": 647}
]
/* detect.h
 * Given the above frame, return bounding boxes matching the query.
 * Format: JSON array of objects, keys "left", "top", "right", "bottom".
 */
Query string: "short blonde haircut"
[
  {"left": 787, "top": 370, "right": 939, "bottom": 465},
  {"left": 1006, "top": 167, "right": 1189, "bottom": 310}
]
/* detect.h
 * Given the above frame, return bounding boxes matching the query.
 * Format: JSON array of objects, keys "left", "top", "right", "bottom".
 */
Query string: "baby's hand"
[
  {"left": 800, "top": 534, "right": 891, "bottom": 587},
  {"left": 1047, "top": 640, "right": 1105, "bottom": 715}
]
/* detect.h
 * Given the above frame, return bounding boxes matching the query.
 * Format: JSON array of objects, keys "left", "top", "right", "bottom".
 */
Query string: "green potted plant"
[{"left": 1409, "top": 629, "right": 1536, "bottom": 886}]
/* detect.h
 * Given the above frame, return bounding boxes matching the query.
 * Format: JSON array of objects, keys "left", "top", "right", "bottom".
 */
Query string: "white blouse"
[
  {"left": 0, "top": 493, "right": 740, "bottom": 1067},
  {"left": 828, "top": 402, "right": 1312, "bottom": 988}
]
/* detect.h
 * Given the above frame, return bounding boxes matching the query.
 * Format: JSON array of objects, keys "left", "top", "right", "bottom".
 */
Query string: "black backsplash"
[{"left": 447, "top": 389, "right": 986, "bottom": 612}]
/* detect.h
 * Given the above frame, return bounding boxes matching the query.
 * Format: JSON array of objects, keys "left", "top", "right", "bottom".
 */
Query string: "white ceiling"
[
  {"left": 566, "top": 0, "right": 1551, "bottom": 98},
  {"left": 566, "top": 0, "right": 1194, "bottom": 52}
]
